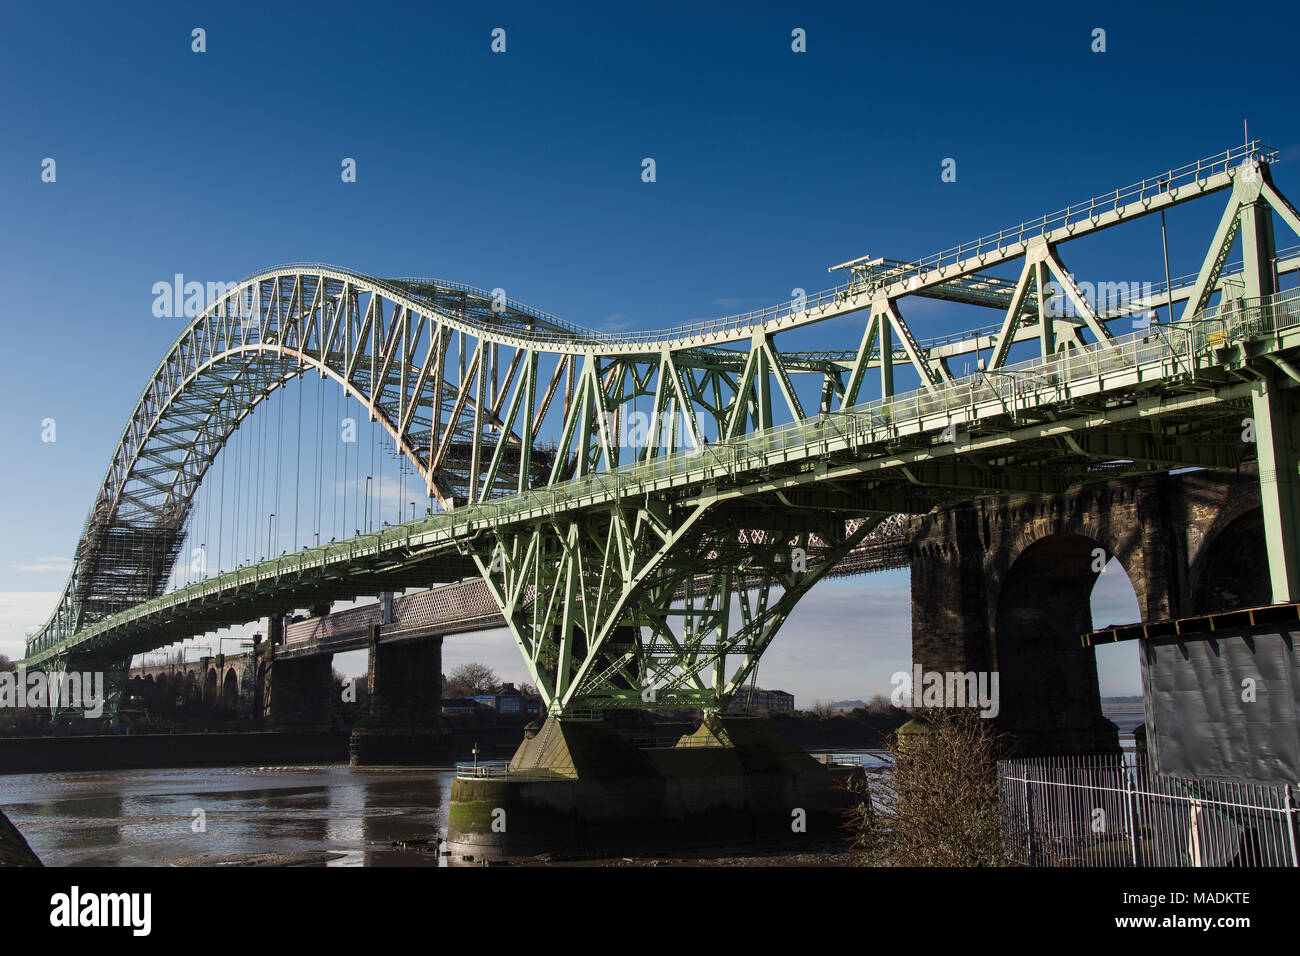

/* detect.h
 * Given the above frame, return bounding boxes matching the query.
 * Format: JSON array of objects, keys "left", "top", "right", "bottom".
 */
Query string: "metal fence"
[
  {"left": 452, "top": 760, "right": 567, "bottom": 781},
  {"left": 810, "top": 750, "right": 892, "bottom": 769},
  {"left": 999, "top": 755, "right": 1300, "bottom": 867}
]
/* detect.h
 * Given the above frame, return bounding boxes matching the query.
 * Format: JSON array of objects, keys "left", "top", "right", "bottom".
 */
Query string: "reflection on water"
[
  {"left": 2, "top": 711, "right": 1150, "bottom": 867},
  {"left": 0, "top": 766, "right": 454, "bottom": 867},
  {"left": 1104, "top": 706, "right": 1146, "bottom": 742}
]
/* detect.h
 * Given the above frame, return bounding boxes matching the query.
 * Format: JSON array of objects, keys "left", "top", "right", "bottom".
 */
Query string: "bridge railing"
[
  {"left": 810, "top": 750, "right": 893, "bottom": 768},
  {"left": 846, "top": 142, "right": 1275, "bottom": 295},
  {"left": 228, "top": 146, "right": 1276, "bottom": 354},
  {"left": 488, "top": 285, "right": 1300, "bottom": 519},
  {"left": 453, "top": 760, "right": 567, "bottom": 781},
  {"left": 630, "top": 734, "right": 732, "bottom": 750}
]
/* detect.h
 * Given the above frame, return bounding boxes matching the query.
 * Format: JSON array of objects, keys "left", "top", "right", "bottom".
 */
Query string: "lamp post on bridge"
[
  {"left": 365, "top": 475, "right": 372, "bottom": 533},
  {"left": 1143, "top": 317, "right": 1196, "bottom": 380}
]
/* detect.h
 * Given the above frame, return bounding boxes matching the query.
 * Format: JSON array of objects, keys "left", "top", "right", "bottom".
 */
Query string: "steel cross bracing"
[{"left": 23, "top": 142, "right": 1300, "bottom": 717}]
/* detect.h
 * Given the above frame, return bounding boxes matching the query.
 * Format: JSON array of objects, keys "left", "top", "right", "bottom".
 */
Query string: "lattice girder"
[{"left": 471, "top": 498, "right": 880, "bottom": 714}]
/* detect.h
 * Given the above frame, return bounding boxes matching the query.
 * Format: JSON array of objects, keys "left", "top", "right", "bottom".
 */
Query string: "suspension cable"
[
  {"left": 368, "top": 411, "right": 376, "bottom": 532},
  {"left": 294, "top": 368, "right": 303, "bottom": 549},
  {"left": 234, "top": 411, "right": 244, "bottom": 567},
  {"left": 333, "top": 384, "right": 341, "bottom": 542},
  {"left": 315, "top": 373, "right": 325, "bottom": 546},
  {"left": 275, "top": 367, "right": 284, "bottom": 553},
  {"left": 217, "top": 417, "right": 227, "bottom": 574}
]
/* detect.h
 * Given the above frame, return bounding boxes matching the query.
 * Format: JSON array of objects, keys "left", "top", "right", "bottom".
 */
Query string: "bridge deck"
[{"left": 275, "top": 522, "right": 911, "bottom": 658}]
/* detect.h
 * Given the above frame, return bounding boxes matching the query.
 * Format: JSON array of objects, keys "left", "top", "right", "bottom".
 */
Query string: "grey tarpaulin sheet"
[{"left": 1140, "top": 625, "right": 1299, "bottom": 784}]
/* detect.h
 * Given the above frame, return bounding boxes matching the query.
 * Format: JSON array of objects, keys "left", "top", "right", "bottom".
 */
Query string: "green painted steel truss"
[{"left": 470, "top": 501, "right": 878, "bottom": 714}]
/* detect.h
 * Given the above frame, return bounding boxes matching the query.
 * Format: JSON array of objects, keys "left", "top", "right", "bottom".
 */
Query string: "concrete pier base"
[
  {"left": 266, "top": 656, "right": 335, "bottom": 731},
  {"left": 447, "top": 715, "right": 851, "bottom": 861},
  {"left": 349, "top": 628, "right": 450, "bottom": 766}
]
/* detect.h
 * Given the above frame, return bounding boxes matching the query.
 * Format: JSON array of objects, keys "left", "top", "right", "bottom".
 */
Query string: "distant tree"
[
  {"left": 330, "top": 668, "right": 366, "bottom": 724},
  {"left": 865, "top": 694, "right": 898, "bottom": 715},
  {"left": 0, "top": 654, "right": 40, "bottom": 733},
  {"left": 809, "top": 699, "right": 835, "bottom": 719},
  {"left": 444, "top": 662, "right": 500, "bottom": 698}
]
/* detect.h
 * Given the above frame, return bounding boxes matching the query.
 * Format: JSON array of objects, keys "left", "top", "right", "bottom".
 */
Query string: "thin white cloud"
[
  {"left": 13, "top": 557, "right": 73, "bottom": 573},
  {"left": 0, "top": 592, "right": 61, "bottom": 661}
]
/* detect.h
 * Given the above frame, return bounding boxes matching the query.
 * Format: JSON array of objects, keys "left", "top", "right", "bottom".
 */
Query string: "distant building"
[
  {"left": 452, "top": 683, "right": 543, "bottom": 717},
  {"left": 496, "top": 683, "right": 543, "bottom": 716},
  {"left": 442, "top": 698, "right": 483, "bottom": 715},
  {"left": 729, "top": 687, "right": 794, "bottom": 714}
]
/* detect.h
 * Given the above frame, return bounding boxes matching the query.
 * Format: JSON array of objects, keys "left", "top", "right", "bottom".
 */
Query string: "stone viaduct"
[
  {"left": 127, "top": 649, "right": 261, "bottom": 723},
  {"left": 911, "top": 466, "right": 1265, "bottom": 754}
]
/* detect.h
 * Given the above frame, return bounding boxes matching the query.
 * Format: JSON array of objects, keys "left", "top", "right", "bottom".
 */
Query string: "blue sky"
[{"left": 1, "top": 0, "right": 1296, "bottom": 700}]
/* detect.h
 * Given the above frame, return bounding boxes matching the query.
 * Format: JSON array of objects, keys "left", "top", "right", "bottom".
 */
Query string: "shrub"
[{"left": 843, "top": 708, "right": 1006, "bottom": 866}]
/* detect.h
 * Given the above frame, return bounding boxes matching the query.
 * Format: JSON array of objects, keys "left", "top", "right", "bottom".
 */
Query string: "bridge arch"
[
  {"left": 29, "top": 266, "right": 567, "bottom": 659},
  {"left": 162, "top": 673, "right": 178, "bottom": 711},
  {"left": 202, "top": 668, "right": 218, "bottom": 710},
  {"left": 221, "top": 667, "right": 239, "bottom": 713},
  {"left": 181, "top": 671, "right": 200, "bottom": 713},
  {"left": 991, "top": 530, "right": 1130, "bottom": 754},
  {"left": 993, "top": 487, "right": 1154, "bottom": 621},
  {"left": 1189, "top": 506, "right": 1269, "bottom": 613}
]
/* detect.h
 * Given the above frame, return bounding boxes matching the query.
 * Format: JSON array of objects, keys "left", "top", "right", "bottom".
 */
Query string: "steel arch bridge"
[{"left": 22, "top": 141, "right": 1300, "bottom": 719}]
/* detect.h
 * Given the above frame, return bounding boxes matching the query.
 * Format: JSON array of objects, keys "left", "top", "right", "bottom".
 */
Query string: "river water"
[
  {"left": 0, "top": 766, "right": 456, "bottom": 867},
  {"left": 2, "top": 708, "right": 1148, "bottom": 867}
]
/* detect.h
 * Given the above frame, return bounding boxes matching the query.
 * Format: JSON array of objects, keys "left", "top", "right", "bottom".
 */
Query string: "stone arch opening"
[
  {"left": 221, "top": 668, "right": 239, "bottom": 713},
  {"left": 993, "top": 532, "right": 1123, "bottom": 754},
  {"left": 1191, "top": 507, "right": 1268, "bottom": 613},
  {"left": 202, "top": 668, "right": 218, "bottom": 709},
  {"left": 182, "top": 671, "right": 199, "bottom": 713},
  {"left": 1090, "top": 556, "right": 1144, "bottom": 742}
]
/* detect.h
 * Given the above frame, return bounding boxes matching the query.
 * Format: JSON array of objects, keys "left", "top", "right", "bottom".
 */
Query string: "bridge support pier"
[
  {"left": 911, "top": 518, "right": 1120, "bottom": 757},
  {"left": 349, "top": 627, "right": 449, "bottom": 765},
  {"left": 909, "top": 496, "right": 1135, "bottom": 758},
  {"left": 265, "top": 654, "right": 335, "bottom": 731},
  {"left": 447, "top": 714, "right": 850, "bottom": 862}
]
